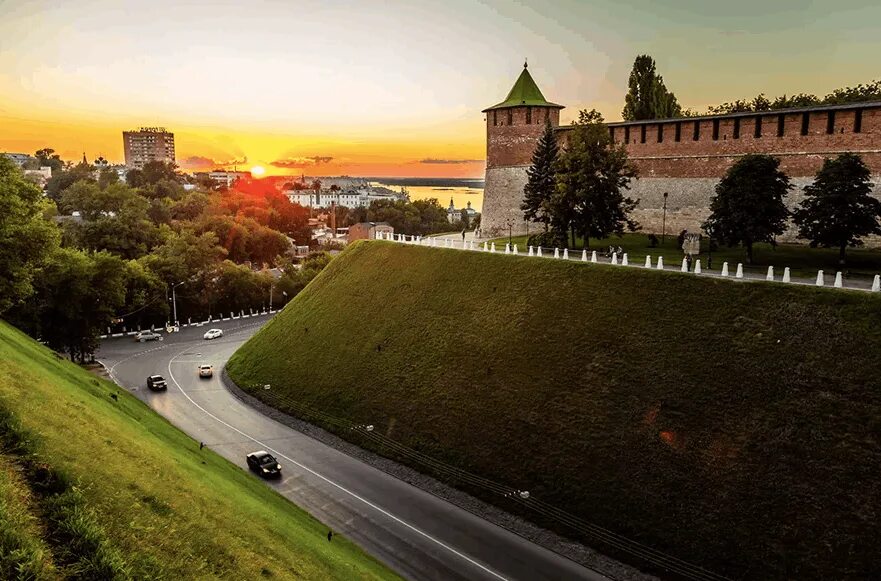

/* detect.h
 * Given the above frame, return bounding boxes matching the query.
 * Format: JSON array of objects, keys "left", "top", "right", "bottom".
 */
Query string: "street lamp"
[
  {"left": 661, "top": 192, "right": 669, "bottom": 246},
  {"left": 170, "top": 281, "right": 184, "bottom": 327},
  {"left": 505, "top": 218, "right": 514, "bottom": 246},
  {"left": 705, "top": 225, "right": 714, "bottom": 270}
]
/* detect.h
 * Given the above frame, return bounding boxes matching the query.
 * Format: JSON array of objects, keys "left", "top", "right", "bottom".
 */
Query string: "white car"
[
  {"left": 203, "top": 328, "right": 223, "bottom": 340},
  {"left": 198, "top": 365, "right": 213, "bottom": 378}
]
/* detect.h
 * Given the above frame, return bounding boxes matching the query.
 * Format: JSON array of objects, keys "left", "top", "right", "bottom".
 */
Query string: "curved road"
[{"left": 98, "top": 317, "right": 611, "bottom": 581}]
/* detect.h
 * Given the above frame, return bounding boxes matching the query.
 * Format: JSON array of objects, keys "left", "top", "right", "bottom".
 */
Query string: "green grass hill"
[
  {"left": 228, "top": 240, "right": 881, "bottom": 580},
  {"left": 0, "top": 319, "right": 397, "bottom": 580}
]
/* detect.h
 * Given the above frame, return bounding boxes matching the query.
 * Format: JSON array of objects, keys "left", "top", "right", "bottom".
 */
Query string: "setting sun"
[{"left": 250, "top": 165, "right": 266, "bottom": 177}]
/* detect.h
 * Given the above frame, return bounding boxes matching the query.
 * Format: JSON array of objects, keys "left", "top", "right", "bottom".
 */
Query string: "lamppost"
[
  {"left": 661, "top": 192, "right": 669, "bottom": 246},
  {"left": 170, "top": 281, "right": 183, "bottom": 327},
  {"left": 705, "top": 225, "right": 714, "bottom": 270},
  {"left": 505, "top": 218, "right": 514, "bottom": 246}
]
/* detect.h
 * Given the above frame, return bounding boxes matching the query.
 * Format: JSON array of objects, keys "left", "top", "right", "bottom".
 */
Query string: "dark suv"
[{"left": 146, "top": 375, "right": 167, "bottom": 391}]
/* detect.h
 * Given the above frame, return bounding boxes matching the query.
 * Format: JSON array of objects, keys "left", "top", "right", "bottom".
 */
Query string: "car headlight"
[
  {"left": 262, "top": 468, "right": 268, "bottom": 472},
  {"left": 276, "top": 464, "right": 281, "bottom": 470}
]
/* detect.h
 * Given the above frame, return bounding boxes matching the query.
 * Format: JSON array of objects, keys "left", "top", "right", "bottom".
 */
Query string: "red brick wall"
[
  {"left": 558, "top": 105, "right": 881, "bottom": 178},
  {"left": 486, "top": 106, "right": 561, "bottom": 168}
]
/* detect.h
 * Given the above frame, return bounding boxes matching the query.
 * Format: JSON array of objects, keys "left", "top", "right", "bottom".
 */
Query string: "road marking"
[{"left": 166, "top": 345, "right": 509, "bottom": 581}]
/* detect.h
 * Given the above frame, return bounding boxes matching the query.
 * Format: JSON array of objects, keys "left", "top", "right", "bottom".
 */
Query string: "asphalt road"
[{"left": 97, "top": 316, "right": 610, "bottom": 581}]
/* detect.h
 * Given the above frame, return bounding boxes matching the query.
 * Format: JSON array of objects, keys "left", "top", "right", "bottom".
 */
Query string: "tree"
[
  {"left": 521, "top": 118, "right": 559, "bottom": 232},
  {"left": 98, "top": 166, "right": 119, "bottom": 189},
  {"left": 45, "top": 162, "right": 95, "bottom": 203},
  {"left": 793, "top": 154, "right": 881, "bottom": 265},
  {"left": 554, "top": 110, "right": 638, "bottom": 248},
  {"left": 34, "top": 148, "right": 64, "bottom": 173},
  {"left": 703, "top": 154, "right": 791, "bottom": 263},
  {"left": 0, "top": 157, "right": 60, "bottom": 313},
  {"left": 622, "top": 55, "right": 682, "bottom": 121}
]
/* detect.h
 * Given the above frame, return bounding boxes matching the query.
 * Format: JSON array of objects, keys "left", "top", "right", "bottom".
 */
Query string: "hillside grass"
[
  {"left": 0, "top": 320, "right": 398, "bottom": 580},
  {"left": 488, "top": 232, "right": 881, "bottom": 280},
  {"left": 229, "top": 240, "right": 881, "bottom": 580}
]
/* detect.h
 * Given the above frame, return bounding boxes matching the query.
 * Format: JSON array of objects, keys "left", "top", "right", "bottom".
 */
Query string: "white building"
[
  {"left": 207, "top": 170, "right": 250, "bottom": 187},
  {"left": 284, "top": 182, "right": 407, "bottom": 209},
  {"left": 2, "top": 152, "right": 33, "bottom": 167},
  {"left": 447, "top": 198, "right": 478, "bottom": 223}
]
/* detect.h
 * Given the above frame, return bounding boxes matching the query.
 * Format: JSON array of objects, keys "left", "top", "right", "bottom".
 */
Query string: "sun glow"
[{"left": 250, "top": 165, "right": 266, "bottom": 177}]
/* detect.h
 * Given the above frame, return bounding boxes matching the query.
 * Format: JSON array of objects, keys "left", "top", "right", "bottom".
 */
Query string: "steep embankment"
[
  {"left": 0, "top": 320, "right": 397, "bottom": 580},
  {"left": 228, "top": 240, "right": 881, "bottom": 580}
]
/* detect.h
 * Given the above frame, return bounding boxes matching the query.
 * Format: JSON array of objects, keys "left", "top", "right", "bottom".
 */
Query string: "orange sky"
[{"left": 2, "top": 0, "right": 880, "bottom": 178}]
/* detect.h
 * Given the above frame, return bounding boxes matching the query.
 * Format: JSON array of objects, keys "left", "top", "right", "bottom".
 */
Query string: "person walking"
[
  {"left": 461, "top": 228, "right": 466, "bottom": 242},
  {"left": 327, "top": 530, "right": 333, "bottom": 542}
]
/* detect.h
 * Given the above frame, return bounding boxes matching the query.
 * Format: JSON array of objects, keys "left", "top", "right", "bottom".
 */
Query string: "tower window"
[
  {"left": 657, "top": 124, "right": 664, "bottom": 143},
  {"left": 693, "top": 121, "right": 700, "bottom": 141},
  {"left": 777, "top": 114, "right": 785, "bottom": 137},
  {"left": 526, "top": 107, "right": 532, "bottom": 125},
  {"left": 712, "top": 119, "right": 720, "bottom": 141},
  {"left": 624, "top": 126, "right": 630, "bottom": 143},
  {"left": 640, "top": 124, "right": 646, "bottom": 144},
  {"left": 801, "top": 112, "right": 810, "bottom": 135},
  {"left": 754, "top": 115, "right": 762, "bottom": 138},
  {"left": 493, "top": 111, "right": 497, "bottom": 127},
  {"left": 854, "top": 109, "right": 863, "bottom": 133},
  {"left": 675, "top": 122, "right": 681, "bottom": 142},
  {"left": 733, "top": 118, "right": 740, "bottom": 139},
  {"left": 826, "top": 110, "right": 835, "bottom": 134},
  {"left": 507, "top": 109, "right": 513, "bottom": 126}
]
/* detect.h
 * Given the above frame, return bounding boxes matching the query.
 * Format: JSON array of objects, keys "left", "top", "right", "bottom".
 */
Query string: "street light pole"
[
  {"left": 661, "top": 192, "right": 669, "bottom": 246},
  {"left": 171, "top": 282, "right": 183, "bottom": 326},
  {"left": 269, "top": 283, "right": 273, "bottom": 311}
]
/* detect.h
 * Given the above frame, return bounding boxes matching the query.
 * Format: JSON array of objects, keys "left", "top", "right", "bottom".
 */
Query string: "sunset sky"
[{"left": 2, "top": 0, "right": 880, "bottom": 177}]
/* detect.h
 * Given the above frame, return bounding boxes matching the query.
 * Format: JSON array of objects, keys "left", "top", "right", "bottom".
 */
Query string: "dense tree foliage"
[
  {"left": 705, "top": 80, "right": 881, "bottom": 115},
  {"left": 793, "top": 154, "right": 881, "bottom": 265},
  {"left": 0, "top": 157, "right": 60, "bottom": 313},
  {"left": 347, "top": 198, "right": 453, "bottom": 235},
  {"left": 622, "top": 55, "right": 682, "bottom": 121},
  {"left": 521, "top": 119, "right": 559, "bottom": 232},
  {"left": 703, "top": 155, "right": 791, "bottom": 263},
  {"left": 550, "top": 110, "right": 638, "bottom": 248}
]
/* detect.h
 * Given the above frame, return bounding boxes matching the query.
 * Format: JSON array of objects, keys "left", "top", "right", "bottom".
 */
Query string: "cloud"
[
  {"left": 179, "top": 155, "right": 247, "bottom": 170},
  {"left": 270, "top": 156, "right": 334, "bottom": 168},
  {"left": 418, "top": 158, "right": 484, "bottom": 164}
]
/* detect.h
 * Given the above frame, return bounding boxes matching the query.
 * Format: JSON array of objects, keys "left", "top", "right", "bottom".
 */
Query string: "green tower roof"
[{"left": 482, "top": 62, "right": 564, "bottom": 112}]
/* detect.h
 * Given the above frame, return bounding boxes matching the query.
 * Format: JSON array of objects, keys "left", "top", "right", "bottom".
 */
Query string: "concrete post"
[
  {"left": 537, "top": 247, "right": 543, "bottom": 258},
  {"left": 483, "top": 241, "right": 488, "bottom": 252},
  {"left": 766, "top": 266, "right": 774, "bottom": 281},
  {"left": 721, "top": 262, "right": 729, "bottom": 277},
  {"left": 622, "top": 253, "right": 629, "bottom": 266},
  {"left": 505, "top": 243, "right": 510, "bottom": 254},
  {"left": 644, "top": 255, "right": 652, "bottom": 268},
  {"left": 581, "top": 249, "right": 588, "bottom": 262},
  {"left": 694, "top": 259, "right": 701, "bottom": 274},
  {"left": 657, "top": 256, "right": 664, "bottom": 270},
  {"left": 872, "top": 274, "right": 880, "bottom": 292},
  {"left": 528, "top": 246, "right": 534, "bottom": 257},
  {"left": 591, "top": 251, "right": 598, "bottom": 263},
  {"left": 681, "top": 257, "right": 688, "bottom": 272},
  {"left": 834, "top": 271, "right": 843, "bottom": 288},
  {"left": 563, "top": 248, "right": 569, "bottom": 260},
  {"left": 513, "top": 245, "right": 519, "bottom": 255},
  {"left": 735, "top": 263, "right": 743, "bottom": 279},
  {"left": 553, "top": 247, "right": 560, "bottom": 259},
  {"left": 611, "top": 252, "right": 618, "bottom": 265},
  {"left": 490, "top": 242, "right": 496, "bottom": 253},
  {"left": 816, "top": 270, "right": 825, "bottom": 286},
  {"left": 783, "top": 267, "right": 791, "bottom": 283}
]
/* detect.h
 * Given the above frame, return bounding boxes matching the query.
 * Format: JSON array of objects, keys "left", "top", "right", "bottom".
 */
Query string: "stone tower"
[{"left": 481, "top": 63, "right": 564, "bottom": 238}]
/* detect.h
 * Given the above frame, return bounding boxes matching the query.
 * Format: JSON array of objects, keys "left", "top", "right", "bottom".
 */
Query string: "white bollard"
[
  {"left": 816, "top": 270, "right": 825, "bottom": 286},
  {"left": 505, "top": 243, "right": 510, "bottom": 255},
  {"left": 834, "top": 271, "right": 843, "bottom": 288},
  {"left": 554, "top": 247, "right": 560, "bottom": 259},
  {"left": 513, "top": 244, "right": 519, "bottom": 255},
  {"left": 721, "top": 262, "right": 729, "bottom": 277},
  {"left": 644, "top": 255, "right": 652, "bottom": 268},
  {"left": 537, "top": 247, "right": 543, "bottom": 258},
  {"left": 783, "top": 267, "right": 791, "bottom": 283},
  {"left": 694, "top": 259, "right": 701, "bottom": 274},
  {"left": 563, "top": 248, "right": 569, "bottom": 260},
  {"left": 622, "top": 253, "right": 629, "bottom": 266},
  {"left": 766, "top": 266, "right": 774, "bottom": 281},
  {"left": 735, "top": 263, "right": 744, "bottom": 279},
  {"left": 611, "top": 252, "right": 618, "bottom": 265},
  {"left": 681, "top": 257, "right": 688, "bottom": 272},
  {"left": 657, "top": 256, "right": 664, "bottom": 270},
  {"left": 490, "top": 243, "right": 496, "bottom": 253},
  {"left": 483, "top": 241, "right": 488, "bottom": 252},
  {"left": 591, "top": 251, "right": 598, "bottom": 263},
  {"left": 872, "top": 274, "right": 880, "bottom": 292},
  {"left": 528, "top": 246, "right": 534, "bottom": 257},
  {"left": 581, "top": 249, "right": 588, "bottom": 262}
]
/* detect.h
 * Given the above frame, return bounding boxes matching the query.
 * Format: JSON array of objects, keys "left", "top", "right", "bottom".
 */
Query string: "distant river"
[{"left": 370, "top": 180, "right": 484, "bottom": 213}]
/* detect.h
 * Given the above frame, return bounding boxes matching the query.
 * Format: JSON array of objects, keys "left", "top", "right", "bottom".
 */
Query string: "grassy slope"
[
  {"left": 0, "top": 320, "right": 397, "bottom": 580},
  {"left": 488, "top": 232, "right": 881, "bottom": 279},
  {"left": 229, "top": 240, "right": 881, "bottom": 580}
]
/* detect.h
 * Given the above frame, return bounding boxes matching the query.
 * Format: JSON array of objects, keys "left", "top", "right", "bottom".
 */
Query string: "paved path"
[{"left": 97, "top": 317, "right": 615, "bottom": 581}]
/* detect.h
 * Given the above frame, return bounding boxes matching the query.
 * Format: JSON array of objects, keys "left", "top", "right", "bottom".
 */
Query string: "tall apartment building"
[{"left": 122, "top": 127, "right": 175, "bottom": 169}]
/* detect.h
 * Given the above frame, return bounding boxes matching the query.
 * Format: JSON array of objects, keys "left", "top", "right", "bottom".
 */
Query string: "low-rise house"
[{"left": 348, "top": 222, "right": 394, "bottom": 241}]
